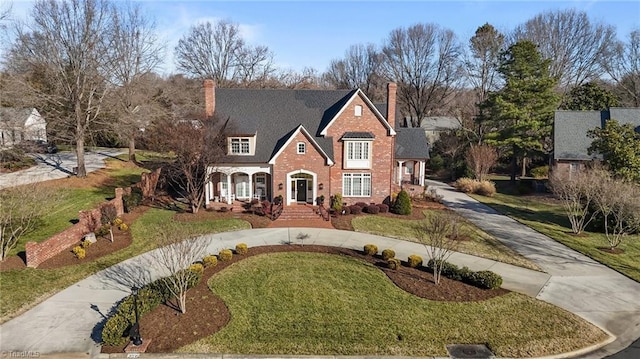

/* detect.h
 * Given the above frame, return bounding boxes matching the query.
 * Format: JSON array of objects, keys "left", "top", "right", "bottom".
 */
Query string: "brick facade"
[
  {"left": 324, "top": 93, "right": 394, "bottom": 205},
  {"left": 25, "top": 188, "right": 125, "bottom": 268}
]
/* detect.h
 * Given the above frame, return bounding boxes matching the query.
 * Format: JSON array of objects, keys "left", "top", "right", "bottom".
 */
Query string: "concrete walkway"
[
  {"left": 426, "top": 180, "right": 640, "bottom": 358},
  {"left": 0, "top": 148, "right": 125, "bottom": 189}
]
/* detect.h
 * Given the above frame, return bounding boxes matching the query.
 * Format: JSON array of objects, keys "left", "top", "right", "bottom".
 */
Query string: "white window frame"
[
  {"left": 342, "top": 173, "right": 371, "bottom": 197},
  {"left": 229, "top": 137, "right": 252, "bottom": 155},
  {"left": 297, "top": 142, "right": 306, "bottom": 154},
  {"left": 354, "top": 105, "right": 363, "bottom": 117},
  {"left": 344, "top": 140, "right": 372, "bottom": 169}
]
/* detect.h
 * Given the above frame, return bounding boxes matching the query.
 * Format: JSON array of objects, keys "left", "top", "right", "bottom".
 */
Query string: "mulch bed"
[
  {"left": 331, "top": 200, "right": 447, "bottom": 231},
  {"left": 101, "top": 244, "right": 509, "bottom": 354}
]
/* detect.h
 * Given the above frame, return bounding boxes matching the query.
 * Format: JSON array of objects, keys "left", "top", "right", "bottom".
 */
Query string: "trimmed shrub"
[
  {"left": 95, "top": 224, "right": 110, "bottom": 237},
  {"left": 476, "top": 181, "right": 496, "bottom": 197},
  {"left": 355, "top": 202, "right": 368, "bottom": 209},
  {"left": 531, "top": 165, "right": 549, "bottom": 179},
  {"left": 203, "top": 255, "right": 218, "bottom": 267},
  {"left": 377, "top": 203, "right": 389, "bottom": 213},
  {"left": 391, "top": 190, "right": 412, "bottom": 215},
  {"left": 235, "top": 243, "right": 248, "bottom": 255},
  {"left": 453, "top": 177, "right": 478, "bottom": 193},
  {"left": 72, "top": 246, "right": 85, "bottom": 259},
  {"left": 81, "top": 240, "right": 92, "bottom": 249},
  {"left": 381, "top": 249, "right": 395, "bottom": 260},
  {"left": 118, "top": 223, "right": 129, "bottom": 231},
  {"left": 123, "top": 187, "right": 143, "bottom": 213},
  {"left": 219, "top": 249, "right": 233, "bottom": 261},
  {"left": 363, "top": 244, "right": 378, "bottom": 256},
  {"left": 113, "top": 218, "right": 124, "bottom": 226},
  {"left": 470, "top": 271, "right": 503, "bottom": 289},
  {"left": 387, "top": 258, "right": 401, "bottom": 270},
  {"left": 188, "top": 263, "right": 204, "bottom": 275},
  {"left": 331, "top": 193, "right": 343, "bottom": 213},
  {"left": 366, "top": 204, "right": 380, "bottom": 214},
  {"left": 342, "top": 206, "right": 351, "bottom": 215},
  {"left": 349, "top": 205, "right": 363, "bottom": 215},
  {"left": 407, "top": 254, "right": 423, "bottom": 268},
  {"left": 100, "top": 313, "right": 130, "bottom": 346}
]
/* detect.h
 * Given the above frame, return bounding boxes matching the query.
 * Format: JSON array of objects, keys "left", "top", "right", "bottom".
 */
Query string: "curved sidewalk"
[
  {"left": 427, "top": 180, "right": 640, "bottom": 359},
  {"left": 0, "top": 228, "right": 552, "bottom": 358}
]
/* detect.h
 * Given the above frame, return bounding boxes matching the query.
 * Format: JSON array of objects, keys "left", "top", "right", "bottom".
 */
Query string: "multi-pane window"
[
  {"left": 343, "top": 173, "right": 371, "bottom": 197},
  {"left": 297, "top": 142, "right": 306, "bottom": 154},
  {"left": 230, "top": 138, "right": 250, "bottom": 154},
  {"left": 347, "top": 141, "right": 369, "bottom": 160}
]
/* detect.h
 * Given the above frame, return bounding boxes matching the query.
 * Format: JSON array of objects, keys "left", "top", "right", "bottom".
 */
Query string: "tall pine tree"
[{"left": 482, "top": 40, "right": 559, "bottom": 182}]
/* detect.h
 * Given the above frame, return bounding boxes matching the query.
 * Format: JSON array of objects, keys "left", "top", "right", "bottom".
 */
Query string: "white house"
[{"left": 0, "top": 108, "right": 48, "bottom": 148}]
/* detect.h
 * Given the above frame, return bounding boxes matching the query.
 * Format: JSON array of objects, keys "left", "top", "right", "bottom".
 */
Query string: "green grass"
[
  {"left": 0, "top": 208, "right": 250, "bottom": 323},
  {"left": 469, "top": 185, "right": 640, "bottom": 282},
  {"left": 179, "top": 252, "right": 606, "bottom": 357},
  {"left": 352, "top": 210, "right": 541, "bottom": 271}
]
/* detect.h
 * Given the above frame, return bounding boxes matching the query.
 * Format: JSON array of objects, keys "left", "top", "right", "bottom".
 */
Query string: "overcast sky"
[{"left": 6, "top": 0, "right": 640, "bottom": 75}]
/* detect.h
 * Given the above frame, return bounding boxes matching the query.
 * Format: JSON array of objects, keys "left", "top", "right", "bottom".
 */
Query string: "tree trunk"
[
  {"left": 128, "top": 136, "right": 136, "bottom": 162},
  {"left": 510, "top": 155, "right": 517, "bottom": 183},
  {"left": 521, "top": 156, "right": 527, "bottom": 177},
  {"left": 76, "top": 137, "right": 87, "bottom": 178}
]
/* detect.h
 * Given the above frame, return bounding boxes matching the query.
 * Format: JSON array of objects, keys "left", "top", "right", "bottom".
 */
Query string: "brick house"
[
  {"left": 552, "top": 107, "right": 640, "bottom": 179},
  {"left": 203, "top": 80, "right": 430, "bottom": 207},
  {"left": 0, "top": 107, "right": 48, "bottom": 148}
]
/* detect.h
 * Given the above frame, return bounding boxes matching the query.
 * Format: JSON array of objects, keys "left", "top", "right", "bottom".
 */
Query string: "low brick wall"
[{"left": 25, "top": 188, "right": 125, "bottom": 268}]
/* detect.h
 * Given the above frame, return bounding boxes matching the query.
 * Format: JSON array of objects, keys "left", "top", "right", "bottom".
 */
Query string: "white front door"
[{"left": 235, "top": 174, "right": 249, "bottom": 199}]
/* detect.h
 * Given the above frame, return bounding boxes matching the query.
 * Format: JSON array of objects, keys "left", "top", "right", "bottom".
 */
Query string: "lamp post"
[{"left": 130, "top": 286, "right": 143, "bottom": 346}]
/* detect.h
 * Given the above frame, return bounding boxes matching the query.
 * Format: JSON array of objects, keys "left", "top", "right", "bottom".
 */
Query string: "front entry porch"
[
  {"left": 286, "top": 170, "right": 317, "bottom": 206},
  {"left": 206, "top": 166, "right": 272, "bottom": 205}
]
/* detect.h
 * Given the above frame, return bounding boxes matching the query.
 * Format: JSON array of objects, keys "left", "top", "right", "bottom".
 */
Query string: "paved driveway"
[{"left": 0, "top": 148, "right": 125, "bottom": 190}]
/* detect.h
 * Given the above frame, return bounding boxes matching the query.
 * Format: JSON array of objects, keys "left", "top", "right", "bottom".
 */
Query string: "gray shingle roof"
[
  {"left": 0, "top": 108, "right": 34, "bottom": 127},
  {"left": 553, "top": 107, "right": 640, "bottom": 160},
  {"left": 341, "top": 132, "right": 375, "bottom": 139},
  {"left": 215, "top": 88, "right": 355, "bottom": 163},
  {"left": 395, "top": 127, "right": 430, "bottom": 160}
]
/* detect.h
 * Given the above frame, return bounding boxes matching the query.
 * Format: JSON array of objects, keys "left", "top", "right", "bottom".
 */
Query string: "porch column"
[
  {"left": 397, "top": 160, "right": 404, "bottom": 185},
  {"left": 227, "top": 173, "right": 233, "bottom": 204},
  {"left": 419, "top": 160, "right": 426, "bottom": 186},
  {"left": 248, "top": 174, "right": 253, "bottom": 200},
  {"left": 205, "top": 180, "right": 212, "bottom": 206}
]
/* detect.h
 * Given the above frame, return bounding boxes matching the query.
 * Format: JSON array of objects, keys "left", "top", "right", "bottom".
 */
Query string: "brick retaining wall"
[{"left": 25, "top": 188, "right": 125, "bottom": 268}]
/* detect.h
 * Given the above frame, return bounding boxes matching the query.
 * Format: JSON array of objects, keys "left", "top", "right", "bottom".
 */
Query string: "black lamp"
[{"left": 129, "top": 286, "right": 143, "bottom": 346}]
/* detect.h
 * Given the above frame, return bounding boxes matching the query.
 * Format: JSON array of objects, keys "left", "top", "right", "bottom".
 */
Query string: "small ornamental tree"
[
  {"left": 100, "top": 204, "right": 118, "bottom": 242},
  {"left": 416, "top": 211, "right": 461, "bottom": 285},
  {"left": 391, "top": 190, "right": 412, "bottom": 215},
  {"left": 465, "top": 144, "right": 498, "bottom": 181}
]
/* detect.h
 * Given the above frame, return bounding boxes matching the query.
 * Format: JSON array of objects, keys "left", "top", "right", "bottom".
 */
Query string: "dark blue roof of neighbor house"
[
  {"left": 215, "top": 88, "right": 354, "bottom": 163},
  {"left": 394, "top": 127, "right": 430, "bottom": 160},
  {"left": 554, "top": 107, "right": 640, "bottom": 161}
]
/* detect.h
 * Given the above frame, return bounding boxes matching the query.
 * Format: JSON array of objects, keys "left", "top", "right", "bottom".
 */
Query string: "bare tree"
[
  {"left": 433, "top": 129, "right": 468, "bottom": 180},
  {"left": 548, "top": 167, "right": 600, "bottom": 234},
  {"left": 591, "top": 169, "right": 640, "bottom": 249},
  {"left": 6, "top": 0, "right": 115, "bottom": 177},
  {"left": 174, "top": 19, "right": 274, "bottom": 87},
  {"left": 601, "top": 29, "right": 640, "bottom": 107},
  {"left": 151, "top": 224, "right": 207, "bottom": 313},
  {"left": 512, "top": 9, "right": 616, "bottom": 93},
  {"left": 0, "top": 185, "right": 59, "bottom": 260},
  {"left": 416, "top": 211, "right": 461, "bottom": 285},
  {"left": 382, "top": 23, "right": 464, "bottom": 127},
  {"left": 465, "top": 144, "right": 498, "bottom": 181},
  {"left": 106, "top": 3, "right": 163, "bottom": 161},
  {"left": 323, "top": 43, "right": 384, "bottom": 101},
  {"left": 154, "top": 116, "right": 228, "bottom": 213}
]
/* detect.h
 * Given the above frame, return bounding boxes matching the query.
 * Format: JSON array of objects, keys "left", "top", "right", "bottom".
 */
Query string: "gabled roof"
[
  {"left": 553, "top": 107, "right": 640, "bottom": 161},
  {"left": 268, "top": 125, "right": 334, "bottom": 165},
  {"left": 216, "top": 88, "right": 353, "bottom": 163},
  {"left": 420, "top": 116, "right": 461, "bottom": 131},
  {"left": 395, "top": 127, "right": 430, "bottom": 160},
  {"left": 0, "top": 108, "right": 38, "bottom": 127},
  {"left": 320, "top": 89, "right": 396, "bottom": 136}
]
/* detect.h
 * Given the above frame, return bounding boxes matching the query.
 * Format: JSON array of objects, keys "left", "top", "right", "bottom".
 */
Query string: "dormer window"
[
  {"left": 229, "top": 137, "right": 253, "bottom": 155},
  {"left": 342, "top": 132, "right": 374, "bottom": 169},
  {"left": 354, "top": 105, "right": 363, "bottom": 117},
  {"left": 297, "top": 142, "right": 306, "bottom": 154}
]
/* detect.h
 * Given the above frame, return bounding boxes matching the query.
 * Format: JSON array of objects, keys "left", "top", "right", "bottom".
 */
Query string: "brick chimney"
[
  {"left": 204, "top": 79, "right": 215, "bottom": 118},
  {"left": 387, "top": 82, "right": 397, "bottom": 129}
]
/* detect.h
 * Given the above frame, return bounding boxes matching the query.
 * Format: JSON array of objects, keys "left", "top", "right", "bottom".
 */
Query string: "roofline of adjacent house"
[
  {"left": 319, "top": 89, "right": 396, "bottom": 137},
  {"left": 268, "top": 124, "right": 335, "bottom": 166}
]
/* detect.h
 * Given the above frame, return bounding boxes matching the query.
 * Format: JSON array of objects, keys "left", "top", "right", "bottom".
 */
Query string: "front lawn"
[
  {"left": 470, "top": 190, "right": 640, "bottom": 282},
  {"left": 0, "top": 208, "right": 250, "bottom": 323},
  {"left": 352, "top": 209, "right": 540, "bottom": 271},
  {"left": 179, "top": 252, "right": 605, "bottom": 357}
]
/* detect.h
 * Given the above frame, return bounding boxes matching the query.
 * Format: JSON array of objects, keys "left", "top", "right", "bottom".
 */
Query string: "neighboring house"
[
  {"left": 203, "top": 80, "right": 430, "bottom": 206},
  {"left": 0, "top": 107, "right": 48, "bottom": 148},
  {"left": 552, "top": 107, "right": 640, "bottom": 179},
  {"left": 419, "top": 116, "right": 461, "bottom": 144}
]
